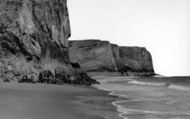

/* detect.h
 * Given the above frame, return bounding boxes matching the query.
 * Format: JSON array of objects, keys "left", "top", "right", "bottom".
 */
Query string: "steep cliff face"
[
  {"left": 0, "top": 0, "right": 70, "bottom": 62},
  {"left": 69, "top": 40, "right": 155, "bottom": 76},
  {"left": 0, "top": 0, "right": 98, "bottom": 84},
  {"left": 69, "top": 40, "right": 117, "bottom": 72},
  {"left": 118, "top": 47, "right": 154, "bottom": 72},
  {"left": 0, "top": 0, "right": 70, "bottom": 79}
]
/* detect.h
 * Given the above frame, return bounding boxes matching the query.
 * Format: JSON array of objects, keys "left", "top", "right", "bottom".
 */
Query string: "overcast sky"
[{"left": 68, "top": 0, "right": 190, "bottom": 76}]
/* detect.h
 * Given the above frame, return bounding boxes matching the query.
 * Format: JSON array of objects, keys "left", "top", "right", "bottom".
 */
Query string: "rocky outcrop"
[
  {"left": 69, "top": 40, "right": 155, "bottom": 76},
  {"left": 37, "top": 69, "right": 99, "bottom": 85},
  {"left": 0, "top": 0, "right": 98, "bottom": 85},
  {"left": 118, "top": 46, "right": 154, "bottom": 74}
]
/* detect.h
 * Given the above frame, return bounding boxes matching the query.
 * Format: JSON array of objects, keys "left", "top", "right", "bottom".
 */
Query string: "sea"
[{"left": 93, "top": 76, "right": 190, "bottom": 119}]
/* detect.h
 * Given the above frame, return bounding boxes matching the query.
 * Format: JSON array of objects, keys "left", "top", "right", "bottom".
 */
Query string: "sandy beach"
[{"left": 0, "top": 82, "right": 121, "bottom": 119}]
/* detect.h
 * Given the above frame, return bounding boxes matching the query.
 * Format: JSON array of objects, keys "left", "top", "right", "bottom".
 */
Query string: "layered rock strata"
[
  {"left": 69, "top": 40, "right": 117, "bottom": 72},
  {"left": 69, "top": 40, "right": 155, "bottom": 76},
  {"left": 0, "top": 0, "right": 98, "bottom": 85}
]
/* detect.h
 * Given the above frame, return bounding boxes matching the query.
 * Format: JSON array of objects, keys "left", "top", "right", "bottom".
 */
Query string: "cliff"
[
  {"left": 0, "top": 0, "right": 98, "bottom": 85},
  {"left": 69, "top": 40, "right": 117, "bottom": 72},
  {"left": 118, "top": 46, "right": 154, "bottom": 74},
  {"left": 69, "top": 40, "right": 155, "bottom": 76}
]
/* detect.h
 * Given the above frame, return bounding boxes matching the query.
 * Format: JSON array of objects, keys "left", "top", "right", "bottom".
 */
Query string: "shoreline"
[
  {"left": 0, "top": 82, "right": 121, "bottom": 119},
  {"left": 94, "top": 87, "right": 127, "bottom": 119},
  {"left": 94, "top": 76, "right": 190, "bottom": 119},
  {"left": 92, "top": 76, "right": 132, "bottom": 119}
]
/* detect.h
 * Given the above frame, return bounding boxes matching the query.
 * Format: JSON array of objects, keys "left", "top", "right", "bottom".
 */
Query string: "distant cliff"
[
  {"left": 69, "top": 40, "right": 155, "bottom": 76},
  {"left": 69, "top": 40, "right": 117, "bottom": 72},
  {"left": 0, "top": 0, "right": 98, "bottom": 85}
]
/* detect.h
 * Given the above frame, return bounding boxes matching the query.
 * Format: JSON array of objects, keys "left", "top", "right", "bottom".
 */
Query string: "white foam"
[
  {"left": 128, "top": 80, "right": 167, "bottom": 86},
  {"left": 168, "top": 85, "right": 190, "bottom": 92},
  {"left": 93, "top": 83, "right": 131, "bottom": 119},
  {"left": 93, "top": 77, "right": 190, "bottom": 119},
  {"left": 97, "top": 77, "right": 133, "bottom": 84},
  {"left": 112, "top": 102, "right": 129, "bottom": 119},
  {"left": 112, "top": 100, "right": 175, "bottom": 119},
  {"left": 105, "top": 90, "right": 165, "bottom": 119}
]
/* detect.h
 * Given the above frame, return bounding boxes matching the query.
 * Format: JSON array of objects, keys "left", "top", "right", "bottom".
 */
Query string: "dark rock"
[
  {"left": 71, "top": 62, "right": 81, "bottom": 69},
  {"left": 19, "top": 75, "right": 36, "bottom": 83},
  {"left": 1, "top": 71, "right": 17, "bottom": 82},
  {"left": 38, "top": 70, "right": 55, "bottom": 84},
  {"left": 3, "top": 78, "right": 11, "bottom": 83},
  {"left": 38, "top": 69, "right": 99, "bottom": 85},
  {"left": 55, "top": 71, "right": 70, "bottom": 84},
  {"left": 72, "top": 71, "right": 99, "bottom": 85}
]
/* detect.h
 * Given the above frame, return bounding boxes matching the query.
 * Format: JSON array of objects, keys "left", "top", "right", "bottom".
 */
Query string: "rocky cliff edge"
[
  {"left": 69, "top": 40, "right": 155, "bottom": 76},
  {"left": 0, "top": 0, "right": 98, "bottom": 85}
]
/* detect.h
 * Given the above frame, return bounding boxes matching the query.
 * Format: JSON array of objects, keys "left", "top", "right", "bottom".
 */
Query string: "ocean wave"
[
  {"left": 112, "top": 100, "right": 174, "bottom": 119},
  {"left": 128, "top": 80, "right": 168, "bottom": 86},
  {"left": 97, "top": 77, "right": 133, "bottom": 84},
  {"left": 168, "top": 85, "right": 190, "bottom": 92},
  {"left": 94, "top": 77, "right": 190, "bottom": 119}
]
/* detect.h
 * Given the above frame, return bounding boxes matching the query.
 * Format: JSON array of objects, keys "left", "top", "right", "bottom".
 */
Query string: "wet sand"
[{"left": 0, "top": 83, "right": 121, "bottom": 119}]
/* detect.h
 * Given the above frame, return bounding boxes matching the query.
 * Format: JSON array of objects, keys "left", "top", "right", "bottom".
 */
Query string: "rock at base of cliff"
[{"left": 38, "top": 69, "right": 99, "bottom": 85}]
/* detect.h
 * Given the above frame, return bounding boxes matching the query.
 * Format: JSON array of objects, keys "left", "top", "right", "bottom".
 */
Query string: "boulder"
[
  {"left": 19, "top": 75, "right": 36, "bottom": 83},
  {"left": 39, "top": 70, "right": 55, "bottom": 84}
]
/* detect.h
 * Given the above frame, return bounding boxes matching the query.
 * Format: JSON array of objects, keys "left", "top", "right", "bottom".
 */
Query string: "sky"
[{"left": 67, "top": 0, "right": 190, "bottom": 76}]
